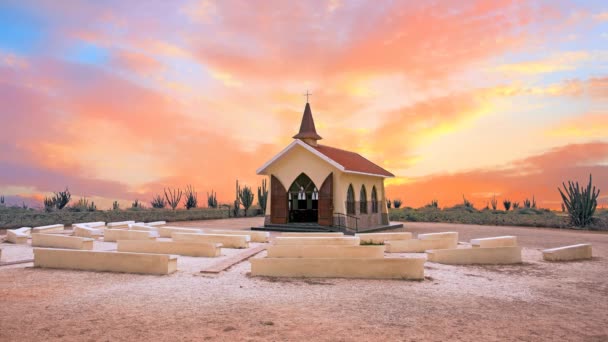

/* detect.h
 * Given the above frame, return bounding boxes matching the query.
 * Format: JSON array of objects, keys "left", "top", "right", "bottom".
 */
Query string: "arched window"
[
  {"left": 360, "top": 185, "right": 368, "bottom": 214},
  {"left": 371, "top": 186, "right": 378, "bottom": 213},
  {"left": 346, "top": 184, "right": 355, "bottom": 215}
]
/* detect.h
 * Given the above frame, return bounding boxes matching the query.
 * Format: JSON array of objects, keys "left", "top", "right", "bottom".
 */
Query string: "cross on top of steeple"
[{"left": 293, "top": 95, "right": 322, "bottom": 145}]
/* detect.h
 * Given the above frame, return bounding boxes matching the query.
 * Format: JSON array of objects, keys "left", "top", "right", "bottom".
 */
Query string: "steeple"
[{"left": 293, "top": 102, "right": 322, "bottom": 146}]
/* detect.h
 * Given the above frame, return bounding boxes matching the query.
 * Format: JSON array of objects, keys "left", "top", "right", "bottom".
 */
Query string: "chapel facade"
[{"left": 256, "top": 101, "right": 394, "bottom": 230}]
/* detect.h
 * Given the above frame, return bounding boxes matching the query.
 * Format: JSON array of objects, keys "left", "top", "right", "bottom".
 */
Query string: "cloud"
[
  {"left": 386, "top": 142, "right": 608, "bottom": 209},
  {"left": 493, "top": 51, "right": 591, "bottom": 75},
  {"left": 547, "top": 112, "right": 608, "bottom": 138}
]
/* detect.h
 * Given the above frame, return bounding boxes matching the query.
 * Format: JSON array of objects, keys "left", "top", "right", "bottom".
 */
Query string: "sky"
[{"left": 0, "top": 0, "right": 607, "bottom": 210}]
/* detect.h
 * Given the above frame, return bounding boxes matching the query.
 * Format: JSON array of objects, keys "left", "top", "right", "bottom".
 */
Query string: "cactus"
[
  {"left": 184, "top": 185, "right": 198, "bottom": 210},
  {"left": 462, "top": 195, "right": 474, "bottom": 208},
  {"left": 513, "top": 202, "right": 520, "bottom": 209},
  {"left": 112, "top": 201, "right": 120, "bottom": 210},
  {"left": 54, "top": 187, "right": 71, "bottom": 209},
  {"left": 393, "top": 199, "right": 402, "bottom": 209},
  {"left": 426, "top": 199, "right": 438, "bottom": 208},
  {"left": 257, "top": 179, "right": 268, "bottom": 213},
  {"left": 558, "top": 174, "right": 600, "bottom": 227},
  {"left": 523, "top": 196, "right": 536, "bottom": 209},
  {"left": 0, "top": 195, "right": 4, "bottom": 205},
  {"left": 490, "top": 195, "right": 498, "bottom": 210},
  {"left": 232, "top": 180, "right": 241, "bottom": 217},
  {"left": 503, "top": 199, "right": 512, "bottom": 211},
  {"left": 239, "top": 183, "right": 255, "bottom": 217},
  {"left": 43, "top": 196, "right": 57, "bottom": 212},
  {"left": 387, "top": 199, "right": 392, "bottom": 209},
  {"left": 71, "top": 197, "right": 90, "bottom": 212},
  {"left": 164, "top": 187, "right": 182, "bottom": 210},
  {"left": 151, "top": 195, "right": 166, "bottom": 209},
  {"left": 88, "top": 201, "right": 97, "bottom": 212},
  {"left": 561, "top": 203, "right": 565, "bottom": 212},
  {"left": 132, "top": 199, "right": 141, "bottom": 209},
  {"left": 207, "top": 190, "right": 218, "bottom": 208},
  {"left": 22, "top": 202, "right": 28, "bottom": 209}
]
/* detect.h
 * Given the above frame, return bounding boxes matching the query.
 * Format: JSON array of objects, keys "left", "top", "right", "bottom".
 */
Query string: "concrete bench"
[
  {"left": 471, "top": 236, "right": 517, "bottom": 248},
  {"left": 208, "top": 229, "right": 270, "bottom": 243},
  {"left": 251, "top": 257, "right": 425, "bottom": 280},
  {"left": 33, "top": 248, "right": 177, "bottom": 275},
  {"left": 32, "top": 234, "right": 94, "bottom": 250},
  {"left": 145, "top": 221, "right": 167, "bottom": 227},
  {"left": 172, "top": 233, "right": 250, "bottom": 249},
  {"left": 32, "top": 224, "right": 64, "bottom": 233},
  {"left": 542, "top": 244, "right": 592, "bottom": 261},
  {"left": 73, "top": 225, "right": 104, "bottom": 238},
  {"left": 7, "top": 227, "right": 31, "bottom": 244},
  {"left": 158, "top": 226, "right": 203, "bottom": 238},
  {"left": 106, "top": 221, "right": 135, "bottom": 229},
  {"left": 104, "top": 229, "right": 158, "bottom": 242},
  {"left": 73, "top": 221, "right": 106, "bottom": 228},
  {"left": 273, "top": 237, "right": 360, "bottom": 246},
  {"left": 280, "top": 232, "right": 344, "bottom": 237},
  {"left": 128, "top": 224, "right": 158, "bottom": 232},
  {"left": 426, "top": 246, "right": 522, "bottom": 265},
  {"left": 117, "top": 240, "right": 222, "bottom": 257},
  {"left": 356, "top": 232, "right": 412, "bottom": 245},
  {"left": 417, "top": 232, "right": 458, "bottom": 249},
  {"left": 267, "top": 245, "right": 385, "bottom": 258},
  {"left": 385, "top": 238, "right": 454, "bottom": 253}
]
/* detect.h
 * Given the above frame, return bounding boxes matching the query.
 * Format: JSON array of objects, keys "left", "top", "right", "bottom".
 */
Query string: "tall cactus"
[
  {"left": 0, "top": 195, "right": 4, "bottom": 205},
  {"left": 207, "top": 190, "right": 218, "bottom": 208},
  {"left": 112, "top": 201, "right": 120, "bottom": 210},
  {"left": 232, "top": 180, "right": 241, "bottom": 217},
  {"left": 490, "top": 195, "right": 498, "bottom": 210},
  {"left": 164, "top": 187, "right": 182, "bottom": 210},
  {"left": 257, "top": 179, "right": 268, "bottom": 213},
  {"left": 558, "top": 174, "right": 600, "bottom": 227},
  {"left": 239, "top": 184, "right": 255, "bottom": 217},
  {"left": 54, "top": 187, "right": 71, "bottom": 209}
]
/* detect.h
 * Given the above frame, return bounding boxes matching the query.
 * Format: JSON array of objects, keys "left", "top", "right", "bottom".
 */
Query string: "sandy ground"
[{"left": 1, "top": 218, "right": 607, "bottom": 341}]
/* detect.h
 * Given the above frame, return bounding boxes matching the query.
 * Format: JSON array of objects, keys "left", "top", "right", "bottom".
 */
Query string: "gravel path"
[{"left": 1, "top": 218, "right": 607, "bottom": 341}]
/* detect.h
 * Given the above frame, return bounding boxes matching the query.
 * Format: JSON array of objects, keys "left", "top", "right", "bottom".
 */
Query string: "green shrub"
[
  {"left": 184, "top": 185, "right": 198, "bottom": 210},
  {"left": 257, "top": 179, "right": 268, "bottom": 213},
  {"left": 393, "top": 199, "right": 402, "bottom": 209},
  {"left": 558, "top": 174, "right": 600, "bottom": 227},
  {"left": 150, "top": 195, "right": 166, "bottom": 209},
  {"left": 503, "top": 199, "right": 512, "bottom": 211}
]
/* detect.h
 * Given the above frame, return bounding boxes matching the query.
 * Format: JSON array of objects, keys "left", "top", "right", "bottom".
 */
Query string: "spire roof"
[{"left": 293, "top": 102, "right": 322, "bottom": 141}]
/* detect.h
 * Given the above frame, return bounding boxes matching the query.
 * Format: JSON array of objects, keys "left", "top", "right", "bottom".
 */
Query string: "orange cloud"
[{"left": 386, "top": 142, "right": 608, "bottom": 209}]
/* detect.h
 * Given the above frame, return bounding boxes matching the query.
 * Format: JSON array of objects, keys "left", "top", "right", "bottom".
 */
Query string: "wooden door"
[
  {"left": 270, "top": 175, "right": 288, "bottom": 224},
  {"left": 318, "top": 173, "right": 333, "bottom": 226}
]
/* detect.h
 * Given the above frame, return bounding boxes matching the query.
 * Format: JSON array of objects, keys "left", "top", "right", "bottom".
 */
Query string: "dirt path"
[{"left": 1, "top": 219, "right": 607, "bottom": 341}]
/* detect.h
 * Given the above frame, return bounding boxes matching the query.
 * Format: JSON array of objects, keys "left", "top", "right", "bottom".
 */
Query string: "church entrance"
[{"left": 288, "top": 173, "right": 318, "bottom": 223}]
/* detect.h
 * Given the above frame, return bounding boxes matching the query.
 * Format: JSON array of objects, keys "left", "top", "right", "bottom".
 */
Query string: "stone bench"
[
  {"left": 33, "top": 248, "right": 177, "bottom": 275},
  {"left": 145, "top": 221, "right": 167, "bottom": 227},
  {"left": 385, "top": 238, "right": 454, "bottom": 253},
  {"left": 32, "top": 233, "right": 94, "bottom": 250},
  {"left": 158, "top": 226, "right": 203, "bottom": 238},
  {"left": 73, "top": 224, "right": 104, "bottom": 238},
  {"left": 128, "top": 224, "right": 158, "bottom": 232},
  {"left": 471, "top": 236, "right": 517, "bottom": 248},
  {"left": 417, "top": 232, "right": 458, "bottom": 249},
  {"left": 267, "top": 245, "right": 385, "bottom": 258},
  {"left": 426, "top": 246, "right": 522, "bottom": 265},
  {"left": 280, "top": 232, "right": 344, "bottom": 237},
  {"left": 117, "top": 240, "right": 222, "bottom": 257},
  {"left": 355, "top": 232, "right": 412, "bottom": 245},
  {"left": 7, "top": 227, "right": 31, "bottom": 244},
  {"left": 251, "top": 257, "right": 425, "bottom": 280},
  {"left": 73, "top": 221, "right": 106, "bottom": 228},
  {"left": 104, "top": 229, "right": 158, "bottom": 242},
  {"left": 208, "top": 229, "right": 270, "bottom": 243},
  {"left": 106, "top": 221, "right": 135, "bottom": 229},
  {"left": 172, "top": 233, "right": 250, "bottom": 249},
  {"left": 273, "top": 237, "right": 360, "bottom": 246},
  {"left": 542, "top": 244, "right": 592, "bottom": 261},
  {"left": 32, "top": 224, "right": 64, "bottom": 233}
]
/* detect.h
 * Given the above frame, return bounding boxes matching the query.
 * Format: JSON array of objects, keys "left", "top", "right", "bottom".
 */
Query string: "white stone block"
[
  {"left": 32, "top": 224, "right": 64, "bottom": 233},
  {"left": 542, "top": 244, "right": 592, "bottom": 261}
]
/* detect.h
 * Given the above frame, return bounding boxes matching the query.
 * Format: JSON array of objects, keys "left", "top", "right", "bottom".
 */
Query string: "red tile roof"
[{"left": 313, "top": 144, "right": 394, "bottom": 177}]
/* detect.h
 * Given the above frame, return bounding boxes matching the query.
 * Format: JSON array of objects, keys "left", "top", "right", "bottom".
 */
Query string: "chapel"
[{"left": 256, "top": 100, "right": 395, "bottom": 231}]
